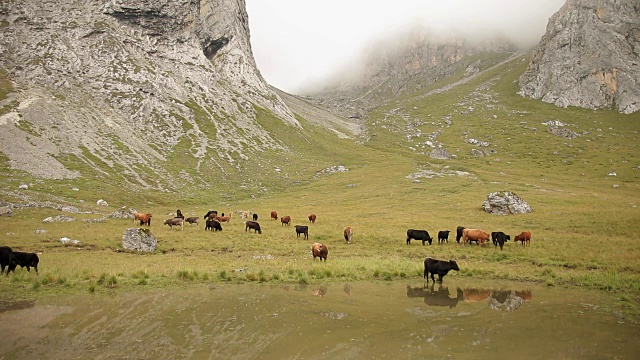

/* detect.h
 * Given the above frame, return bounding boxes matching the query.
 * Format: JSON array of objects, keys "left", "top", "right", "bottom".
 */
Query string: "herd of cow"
[{"left": 407, "top": 226, "right": 532, "bottom": 250}]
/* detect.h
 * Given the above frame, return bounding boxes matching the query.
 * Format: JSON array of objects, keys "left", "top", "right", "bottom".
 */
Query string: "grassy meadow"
[{"left": 1, "top": 55, "right": 640, "bottom": 316}]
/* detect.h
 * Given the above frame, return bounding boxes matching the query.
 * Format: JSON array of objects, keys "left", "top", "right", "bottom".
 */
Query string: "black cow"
[
  {"left": 437, "top": 230, "right": 451, "bottom": 244},
  {"left": 491, "top": 231, "right": 511, "bottom": 251},
  {"left": 12, "top": 251, "right": 39, "bottom": 274},
  {"left": 406, "top": 229, "right": 433, "bottom": 245},
  {"left": 0, "top": 246, "right": 17, "bottom": 275},
  {"left": 245, "top": 221, "right": 262, "bottom": 234},
  {"left": 176, "top": 209, "right": 184, "bottom": 219},
  {"left": 205, "top": 219, "right": 222, "bottom": 231},
  {"left": 424, "top": 284, "right": 463, "bottom": 308},
  {"left": 295, "top": 225, "right": 309, "bottom": 240},
  {"left": 424, "top": 257, "right": 460, "bottom": 283},
  {"left": 252, "top": 213, "right": 258, "bottom": 221},
  {"left": 456, "top": 226, "right": 465, "bottom": 243}
]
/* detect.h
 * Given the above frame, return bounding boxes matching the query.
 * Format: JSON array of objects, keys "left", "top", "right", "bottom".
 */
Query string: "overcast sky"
[{"left": 246, "top": 0, "right": 565, "bottom": 93}]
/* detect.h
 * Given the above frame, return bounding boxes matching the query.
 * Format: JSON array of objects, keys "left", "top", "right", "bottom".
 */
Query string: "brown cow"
[
  {"left": 462, "top": 228, "right": 490, "bottom": 245},
  {"left": 185, "top": 217, "right": 199, "bottom": 226},
  {"left": 514, "top": 231, "right": 531, "bottom": 246},
  {"left": 281, "top": 216, "right": 291, "bottom": 226},
  {"left": 133, "top": 212, "right": 152, "bottom": 226},
  {"left": 343, "top": 226, "right": 354, "bottom": 243},
  {"left": 163, "top": 217, "right": 184, "bottom": 230},
  {"left": 270, "top": 211, "right": 278, "bottom": 220},
  {"left": 308, "top": 214, "right": 317, "bottom": 223},
  {"left": 311, "top": 242, "right": 328, "bottom": 262},
  {"left": 215, "top": 213, "right": 232, "bottom": 223}
]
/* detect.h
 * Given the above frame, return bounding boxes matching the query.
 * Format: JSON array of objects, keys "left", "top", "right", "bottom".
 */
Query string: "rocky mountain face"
[
  {"left": 0, "top": 0, "right": 300, "bottom": 187},
  {"left": 303, "top": 27, "right": 517, "bottom": 118},
  {"left": 518, "top": 0, "right": 640, "bottom": 114}
]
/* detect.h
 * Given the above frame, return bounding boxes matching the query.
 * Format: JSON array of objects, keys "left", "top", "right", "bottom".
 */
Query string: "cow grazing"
[
  {"left": 133, "top": 213, "right": 152, "bottom": 226},
  {"left": 252, "top": 213, "right": 258, "bottom": 221},
  {"left": 241, "top": 211, "right": 249, "bottom": 219},
  {"left": 456, "top": 226, "right": 465, "bottom": 243},
  {"left": 514, "top": 231, "right": 531, "bottom": 246},
  {"left": 308, "top": 214, "right": 317, "bottom": 223},
  {"left": 424, "top": 257, "right": 460, "bottom": 283},
  {"left": 491, "top": 231, "right": 511, "bottom": 250},
  {"left": 311, "top": 243, "right": 328, "bottom": 262},
  {"left": 280, "top": 216, "right": 291, "bottom": 226},
  {"left": 462, "top": 228, "right": 490, "bottom": 245},
  {"left": 295, "top": 225, "right": 309, "bottom": 240},
  {"left": 0, "top": 246, "right": 17, "bottom": 275},
  {"left": 176, "top": 209, "right": 184, "bottom": 219},
  {"left": 164, "top": 217, "right": 184, "bottom": 230},
  {"left": 215, "top": 213, "right": 231, "bottom": 223},
  {"left": 203, "top": 210, "right": 218, "bottom": 220},
  {"left": 205, "top": 219, "right": 223, "bottom": 231},
  {"left": 437, "top": 230, "right": 451, "bottom": 244},
  {"left": 185, "top": 217, "right": 200, "bottom": 226},
  {"left": 406, "top": 229, "right": 433, "bottom": 246},
  {"left": 270, "top": 211, "right": 278, "bottom": 220},
  {"left": 245, "top": 221, "right": 262, "bottom": 234},
  {"left": 343, "top": 226, "right": 354, "bottom": 244},
  {"left": 12, "top": 251, "right": 39, "bottom": 274}
]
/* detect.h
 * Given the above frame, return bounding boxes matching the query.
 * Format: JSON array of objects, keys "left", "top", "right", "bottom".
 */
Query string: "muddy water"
[{"left": 0, "top": 280, "right": 638, "bottom": 359}]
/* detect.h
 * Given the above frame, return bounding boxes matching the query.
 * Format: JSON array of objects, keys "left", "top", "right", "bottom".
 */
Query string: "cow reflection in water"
[
  {"left": 406, "top": 284, "right": 463, "bottom": 308},
  {"left": 407, "top": 285, "right": 533, "bottom": 310},
  {"left": 312, "top": 286, "right": 328, "bottom": 298}
]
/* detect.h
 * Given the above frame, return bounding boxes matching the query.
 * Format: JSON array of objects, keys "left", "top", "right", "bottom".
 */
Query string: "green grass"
[{"left": 1, "top": 52, "right": 639, "bottom": 317}]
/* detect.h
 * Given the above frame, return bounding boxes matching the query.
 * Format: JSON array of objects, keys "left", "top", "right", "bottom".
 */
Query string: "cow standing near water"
[
  {"left": 311, "top": 243, "right": 328, "bottom": 262},
  {"left": 424, "top": 257, "right": 460, "bottom": 283}
]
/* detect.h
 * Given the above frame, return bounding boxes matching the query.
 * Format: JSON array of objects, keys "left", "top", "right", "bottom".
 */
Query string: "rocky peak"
[{"left": 518, "top": 0, "right": 640, "bottom": 114}]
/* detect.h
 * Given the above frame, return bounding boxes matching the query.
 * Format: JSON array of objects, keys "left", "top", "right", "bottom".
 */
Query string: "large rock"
[
  {"left": 482, "top": 191, "right": 533, "bottom": 215},
  {"left": 0, "top": 206, "right": 12, "bottom": 217},
  {"left": 122, "top": 228, "right": 157, "bottom": 252},
  {"left": 518, "top": 0, "right": 640, "bottom": 114}
]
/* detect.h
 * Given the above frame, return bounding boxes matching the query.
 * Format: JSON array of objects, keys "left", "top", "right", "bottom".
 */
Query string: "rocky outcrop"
[
  {"left": 482, "top": 191, "right": 533, "bottom": 215},
  {"left": 0, "top": 0, "right": 298, "bottom": 184},
  {"left": 518, "top": 0, "right": 640, "bottom": 114},
  {"left": 122, "top": 228, "right": 157, "bottom": 252}
]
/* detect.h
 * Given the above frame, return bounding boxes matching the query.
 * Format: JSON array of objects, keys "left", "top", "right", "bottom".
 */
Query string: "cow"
[
  {"left": 456, "top": 226, "right": 465, "bottom": 243},
  {"left": 514, "top": 231, "right": 531, "bottom": 246},
  {"left": 163, "top": 217, "right": 184, "bottom": 230},
  {"left": 215, "top": 213, "right": 231, "bottom": 223},
  {"left": 11, "top": 251, "right": 39, "bottom": 274},
  {"left": 270, "top": 211, "right": 278, "bottom": 220},
  {"left": 245, "top": 221, "right": 262, "bottom": 234},
  {"left": 424, "top": 257, "right": 460, "bottom": 283},
  {"left": 437, "top": 230, "right": 451, "bottom": 244},
  {"left": 491, "top": 231, "right": 511, "bottom": 250},
  {"left": 205, "top": 219, "right": 222, "bottom": 231},
  {"left": 406, "top": 229, "right": 433, "bottom": 245},
  {"left": 203, "top": 210, "right": 218, "bottom": 220},
  {"left": 344, "top": 226, "right": 354, "bottom": 244},
  {"left": 185, "top": 217, "right": 200, "bottom": 226},
  {"left": 280, "top": 216, "right": 291, "bottom": 226},
  {"left": 311, "top": 242, "right": 328, "bottom": 262},
  {"left": 0, "top": 246, "right": 17, "bottom": 275},
  {"left": 252, "top": 213, "right": 258, "bottom": 221},
  {"left": 241, "top": 211, "right": 249, "bottom": 219},
  {"left": 308, "top": 214, "right": 317, "bottom": 223},
  {"left": 133, "top": 213, "right": 152, "bottom": 226},
  {"left": 462, "top": 228, "right": 490, "bottom": 245},
  {"left": 295, "top": 225, "right": 309, "bottom": 240},
  {"left": 176, "top": 209, "right": 184, "bottom": 219}
]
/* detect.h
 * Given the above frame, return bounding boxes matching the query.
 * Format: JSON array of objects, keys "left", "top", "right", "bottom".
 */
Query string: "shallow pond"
[{"left": 0, "top": 279, "right": 638, "bottom": 359}]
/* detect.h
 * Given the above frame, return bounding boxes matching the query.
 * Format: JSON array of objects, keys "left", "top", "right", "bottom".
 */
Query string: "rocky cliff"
[
  {"left": 518, "top": 0, "right": 640, "bottom": 114},
  {"left": 0, "top": 0, "right": 299, "bottom": 186}
]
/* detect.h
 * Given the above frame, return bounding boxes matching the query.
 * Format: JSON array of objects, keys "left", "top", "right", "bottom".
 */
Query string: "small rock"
[
  {"left": 18, "top": 184, "right": 28, "bottom": 190},
  {"left": 613, "top": 184, "right": 619, "bottom": 188},
  {"left": 96, "top": 199, "right": 108, "bottom": 206},
  {"left": 608, "top": 172, "right": 617, "bottom": 176},
  {"left": 34, "top": 229, "right": 47, "bottom": 234}
]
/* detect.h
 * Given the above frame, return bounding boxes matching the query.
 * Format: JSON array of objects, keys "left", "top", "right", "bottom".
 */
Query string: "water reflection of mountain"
[{"left": 407, "top": 285, "right": 533, "bottom": 311}]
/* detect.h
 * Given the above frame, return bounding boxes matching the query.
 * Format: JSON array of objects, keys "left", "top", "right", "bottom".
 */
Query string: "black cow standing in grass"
[
  {"left": 205, "top": 219, "right": 223, "bottom": 231},
  {"left": 295, "top": 225, "right": 309, "bottom": 240},
  {"left": 437, "top": 230, "right": 450, "bottom": 244},
  {"left": 252, "top": 213, "right": 258, "bottom": 221},
  {"left": 456, "top": 226, "right": 465, "bottom": 243},
  {"left": 424, "top": 257, "right": 460, "bottom": 283},
  {"left": 245, "top": 221, "right": 262, "bottom": 234},
  {"left": 0, "top": 246, "right": 17, "bottom": 275},
  {"left": 12, "top": 251, "right": 39, "bottom": 274},
  {"left": 491, "top": 232, "right": 511, "bottom": 251},
  {"left": 406, "top": 229, "right": 433, "bottom": 245}
]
